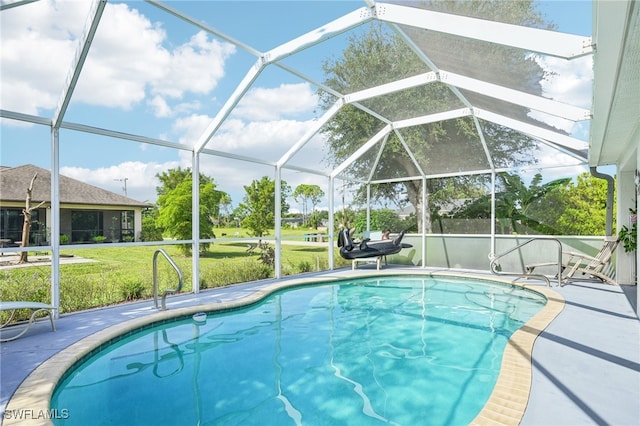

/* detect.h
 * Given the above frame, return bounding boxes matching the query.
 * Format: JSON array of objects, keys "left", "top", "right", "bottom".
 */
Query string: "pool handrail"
[
  {"left": 489, "top": 238, "right": 563, "bottom": 287},
  {"left": 153, "top": 249, "right": 184, "bottom": 310}
]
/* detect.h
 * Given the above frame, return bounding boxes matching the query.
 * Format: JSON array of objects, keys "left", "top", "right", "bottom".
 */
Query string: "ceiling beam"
[
  {"left": 440, "top": 71, "right": 591, "bottom": 122},
  {"left": 52, "top": 0, "right": 106, "bottom": 129},
  {"left": 475, "top": 108, "right": 588, "bottom": 154},
  {"left": 376, "top": 2, "right": 593, "bottom": 59},
  {"left": 265, "top": 7, "right": 374, "bottom": 63}
]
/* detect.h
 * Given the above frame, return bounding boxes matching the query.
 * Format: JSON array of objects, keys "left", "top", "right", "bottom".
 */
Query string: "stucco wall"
[{"left": 390, "top": 234, "right": 614, "bottom": 279}]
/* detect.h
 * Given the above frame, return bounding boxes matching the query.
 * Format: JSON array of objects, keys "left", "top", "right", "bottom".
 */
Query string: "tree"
[
  {"left": 445, "top": 172, "right": 614, "bottom": 236},
  {"left": 18, "top": 173, "right": 46, "bottom": 263},
  {"left": 451, "top": 172, "right": 571, "bottom": 234},
  {"left": 532, "top": 173, "right": 611, "bottom": 235},
  {"left": 353, "top": 208, "right": 405, "bottom": 234},
  {"left": 218, "top": 193, "right": 233, "bottom": 227},
  {"left": 232, "top": 204, "right": 248, "bottom": 228},
  {"left": 309, "top": 209, "right": 329, "bottom": 229},
  {"left": 155, "top": 168, "right": 227, "bottom": 254},
  {"left": 139, "top": 207, "right": 163, "bottom": 242},
  {"left": 293, "top": 184, "right": 325, "bottom": 228},
  {"left": 319, "top": 1, "right": 551, "bottom": 233},
  {"left": 240, "top": 177, "right": 291, "bottom": 238},
  {"left": 334, "top": 207, "right": 356, "bottom": 231},
  {"left": 156, "top": 167, "right": 195, "bottom": 198}
]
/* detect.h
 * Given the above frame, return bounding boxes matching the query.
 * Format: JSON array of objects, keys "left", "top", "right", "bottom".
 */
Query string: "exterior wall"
[
  {"left": 616, "top": 169, "right": 636, "bottom": 284},
  {"left": 0, "top": 203, "right": 142, "bottom": 244},
  {"left": 396, "top": 234, "right": 616, "bottom": 279},
  {"left": 134, "top": 209, "right": 142, "bottom": 242},
  {"left": 59, "top": 209, "right": 73, "bottom": 240}
]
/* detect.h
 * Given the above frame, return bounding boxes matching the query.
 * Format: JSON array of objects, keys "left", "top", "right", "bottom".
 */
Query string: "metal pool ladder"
[
  {"left": 489, "top": 238, "right": 563, "bottom": 287},
  {"left": 153, "top": 249, "right": 184, "bottom": 310}
]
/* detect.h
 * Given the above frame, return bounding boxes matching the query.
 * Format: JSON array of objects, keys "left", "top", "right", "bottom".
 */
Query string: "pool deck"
[{"left": 1, "top": 267, "right": 638, "bottom": 425}]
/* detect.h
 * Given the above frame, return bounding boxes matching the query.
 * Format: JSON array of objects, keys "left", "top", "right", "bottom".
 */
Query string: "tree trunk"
[
  {"left": 404, "top": 179, "right": 432, "bottom": 234},
  {"left": 18, "top": 173, "right": 45, "bottom": 264}
]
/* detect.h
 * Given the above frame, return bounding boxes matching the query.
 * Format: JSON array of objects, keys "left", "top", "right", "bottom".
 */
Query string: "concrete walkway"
[
  {"left": 521, "top": 281, "right": 639, "bottom": 425},
  {"left": 1, "top": 268, "right": 638, "bottom": 425}
]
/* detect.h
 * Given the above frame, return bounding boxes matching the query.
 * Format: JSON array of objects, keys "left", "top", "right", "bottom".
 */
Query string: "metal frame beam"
[
  {"left": 264, "top": 7, "right": 374, "bottom": 63},
  {"left": 52, "top": 0, "right": 106, "bottom": 128},
  {"left": 474, "top": 108, "right": 588, "bottom": 154},
  {"left": 376, "top": 2, "right": 593, "bottom": 59},
  {"left": 440, "top": 71, "right": 591, "bottom": 122},
  {"left": 331, "top": 125, "right": 392, "bottom": 178}
]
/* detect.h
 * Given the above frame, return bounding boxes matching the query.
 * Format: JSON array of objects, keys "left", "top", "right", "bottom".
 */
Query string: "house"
[
  {"left": 0, "top": 164, "right": 150, "bottom": 245},
  {"left": 395, "top": 205, "right": 415, "bottom": 220},
  {"left": 282, "top": 217, "right": 304, "bottom": 228}
]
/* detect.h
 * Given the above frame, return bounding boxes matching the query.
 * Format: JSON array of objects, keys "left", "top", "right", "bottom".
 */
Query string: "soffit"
[{"left": 590, "top": 0, "right": 640, "bottom": 167}]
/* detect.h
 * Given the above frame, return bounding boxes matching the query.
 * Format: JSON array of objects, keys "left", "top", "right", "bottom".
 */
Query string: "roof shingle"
[{"left": 0, "top": 164, "right": 150, "bottom": 208}]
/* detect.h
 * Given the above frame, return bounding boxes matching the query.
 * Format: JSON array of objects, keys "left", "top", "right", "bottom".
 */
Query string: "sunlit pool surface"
[{"left": 51, "top": 276, "right": 546, "bottom": 425}]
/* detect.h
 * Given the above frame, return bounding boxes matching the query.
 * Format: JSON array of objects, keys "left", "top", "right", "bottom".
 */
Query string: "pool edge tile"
[{"left": 469, "top": 284, "right": 565, "bottom": 425}]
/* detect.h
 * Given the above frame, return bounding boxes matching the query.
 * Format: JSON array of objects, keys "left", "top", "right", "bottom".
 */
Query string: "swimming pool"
[{"left": 50, "top": 275, "right": 548, "bottom": 425}]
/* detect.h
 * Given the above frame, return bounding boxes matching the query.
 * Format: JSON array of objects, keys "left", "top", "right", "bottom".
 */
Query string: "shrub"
[
  {"left": 297, "top": 260, "right": 313, "bottom": 273},
  {"left": 0, "top": 241, "right": 331, "bottom": 324},
  {"left": 200, "top": 259, "right": 272, "bottom": 288},
  {"left": 140, "top": 215, "right": 164, "bottom": 242},
  {"left": 119, "top": 278, "right": 147, "bottom": 301},
  {"left": 258, "top": 244, "right": 275, "bottom": 268},
  {"left": 0, "top": 269, "right": 51, "bottom": 322},
  {"left": 60, "top": 270, "right": 122, "bottom": 313}
]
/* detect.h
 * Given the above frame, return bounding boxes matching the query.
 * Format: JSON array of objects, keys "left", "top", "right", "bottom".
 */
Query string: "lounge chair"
[
  {"left": 0, "top": 301, "right": 56, "bottom": 341},
  {"left": 525, "top": 237, "right": 619, "bottom": 285}
]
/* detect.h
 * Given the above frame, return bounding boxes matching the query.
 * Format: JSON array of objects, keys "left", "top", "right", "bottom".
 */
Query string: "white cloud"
[
  {"left": 528, "top": 54, "right": 593, "bottom": 137},
  {"left": 61, "top": 161, "right": 181, "bottom": 203},
  {"left": 197, "top": 154, "right": 330, "bottom": 209},
  {"left": 75, "top": 6, "right": 235, "bottom": 112},
  {"left": 148, "top": 95, "right": 172, "bottom": 118},
  {"left": 233, "top": 83, "right": 318, "bottom": 121},
  {"left": 171, "top": 82, "right": 323, "bottom": 157},
  {"left": 172, "top": 114, "right": 213, "bottom": 148},
  {"left": 2, "top": 2, "right": 332, "bottom": 208},
  {"left": 538, "top": 55, "right": 593, "bottom": 108},
  {"left": 0, "top": 1, "right": 235, "bottom": 118},
  {"left": 173, "top": 100, "right": 203, "bottom": 115},
  {"left": 150, "top": 31, "right": 235, "bottom": 99},
  {"left": 150, "top": 96, "right": 202, "bottom": 120},
  {"left": 0, "top": 0, "right": 91, "bottom": 115},
  {"left": 213, "top": 118, "right": 314, "bottom": 153},
  {"left": 175, "top": 115, "right": 324, "bottom": 201},
  {"left": 172, "top": 86, "right": 329, "bottom": 204}
]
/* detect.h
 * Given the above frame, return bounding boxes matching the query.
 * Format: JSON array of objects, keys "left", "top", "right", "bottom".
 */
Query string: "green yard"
[{"left": 0, "top": 229, "right": 350, "bottom": 321}]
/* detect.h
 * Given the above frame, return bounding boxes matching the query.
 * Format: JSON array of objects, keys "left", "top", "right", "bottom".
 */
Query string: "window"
[
  {"left": 71, "top": 211, "right": 103, "bottom": 243},
  {"left": 106, "top": 210, "right": 135, "bottom": 242},
  {"left": 0, "top": 208, "right": 45, "bottom": 245},
  {"left": 0, "top": 208, "right": 24, "bottom": 243},
  {"left": 121, "top": 211, "right": 134, "bottom": 241}
]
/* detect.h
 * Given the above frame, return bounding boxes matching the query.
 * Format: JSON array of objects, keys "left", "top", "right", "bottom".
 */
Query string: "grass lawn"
[
  {"left": 0, "top": 232, "right": 350, "bottom": 322},
  {"left": 212, "top": 226, "right": 331, "bottom": 241}
]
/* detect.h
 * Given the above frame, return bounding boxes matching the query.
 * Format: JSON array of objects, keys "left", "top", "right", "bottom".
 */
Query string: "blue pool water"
[{"left": 51, "top": 275, "right": 546, "bottom": 425}]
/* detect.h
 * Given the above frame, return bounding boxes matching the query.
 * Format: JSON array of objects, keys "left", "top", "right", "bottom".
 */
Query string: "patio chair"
[
  {"left": 525, "top": 237, "right": 619, "bottom": 285},
  {"left": 0, "top": 301, "right": 56, "bottom": 342}
]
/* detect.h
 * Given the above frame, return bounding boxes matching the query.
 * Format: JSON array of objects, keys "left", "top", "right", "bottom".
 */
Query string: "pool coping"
[
  {"left": 470, "top": 279, "right": 564, "bottom": 425},
  {"left": 3, "top": 270, "right": 564, "bottom": 426}
]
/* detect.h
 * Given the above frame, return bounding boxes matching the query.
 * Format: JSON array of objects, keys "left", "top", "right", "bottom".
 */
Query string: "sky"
[{"left": 0, "top": 0, "right": 594, "bottom": 211}]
